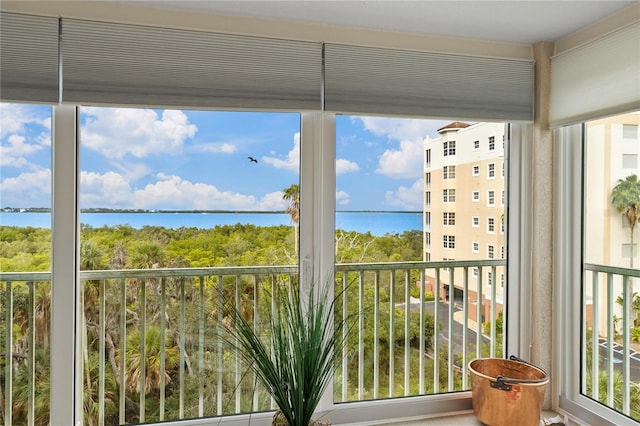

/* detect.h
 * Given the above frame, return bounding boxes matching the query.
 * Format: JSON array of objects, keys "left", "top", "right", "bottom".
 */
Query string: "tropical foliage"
[
  {"left": 611, "top": 174, "right": 640, "bottom": 268},
  {"left": 1, "top": 223, "right": 440, "bottom": 425}
]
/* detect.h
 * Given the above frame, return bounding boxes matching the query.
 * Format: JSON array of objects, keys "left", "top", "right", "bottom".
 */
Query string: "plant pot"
[{"left": 272, "top": 410, "right": 331, "bottom": 426}]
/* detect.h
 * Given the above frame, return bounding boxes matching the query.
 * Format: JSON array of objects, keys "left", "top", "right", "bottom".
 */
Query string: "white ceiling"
[{"left": 121, "top": 1, "right": 637, "bottom": 44}]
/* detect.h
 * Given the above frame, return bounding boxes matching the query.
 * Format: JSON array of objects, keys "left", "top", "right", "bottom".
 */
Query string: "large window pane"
[
  {"left": 583, "top": 111, "right": 640, "bottom": 421},
  {"left": 0, "top": 102, "right": 52, "bottom": 425},
  {"left": 78, "top": 107, "right": 300, "bottom": 423},
  {"left": 334, "top": 117, "right": 506, "bottom": 402}
]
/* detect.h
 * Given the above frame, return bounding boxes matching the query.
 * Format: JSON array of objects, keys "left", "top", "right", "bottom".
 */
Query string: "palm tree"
[
  {"left": 283, "top": 184, "right": 300, "bottom": 260},
  {"left": 611, "top": 174, "right": 640, "bottom": 268}
]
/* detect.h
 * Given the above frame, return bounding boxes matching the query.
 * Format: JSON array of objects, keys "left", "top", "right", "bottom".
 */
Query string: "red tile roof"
[{"left": 437, "top": 121, "right": 470, "bottom": 133}]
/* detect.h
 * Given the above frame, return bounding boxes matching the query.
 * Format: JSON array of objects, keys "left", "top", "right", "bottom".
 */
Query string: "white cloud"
[
  {"left": 81, "top": 108, "right": 197, "bottom": 159},
  {"left": 0, "top": 169, "right": 51, "bottom": 205},
  {"left": 81, "top": 171, "right": 134, "bottom": 207},
  {"left": 377, "top": 138, "right": 424, "bottom": 179},
  {"left": 359, "top": 116, "right": 449, "bottom": 141},
  {"left": 336, "top": 158, "right": 360, "bottom": 175},
  {"left": 262, "top": 132, "right": 299, "bottom": 172},
  {"left": 385, "top": 179, "right": 423, "bottom": 210},
  {"left": 357, "top": 117, "right": 451, "bottom": 180},
  {"left": 194, "top": 143, "right": 237, "bottom": 154},
  {"left": 336, "top": 190, "right": 350, "bottom": 206},
  {"left": 78, "top": 170, "right": 289, "bottom": 211},
  {"left": 0, "top": 134, "right": 43, "bottom": 168},
  {"left": 1, "top": 104, "right": 52, "bottom": 171},
  {"left": 258, "top": 191, "right": 289, "bottom": 210}
]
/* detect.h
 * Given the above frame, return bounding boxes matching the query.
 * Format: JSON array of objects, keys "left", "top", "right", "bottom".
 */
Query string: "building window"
[
  {"left": 488, "top": 162, "right": 495, "bottom": 178},
  {"left": 501, "top": 216, "right": 505, "bottom": 234},
  {"left": 474, "top": 140, "right": 480, "bottom": 150},
  {"left": 487, "top": 190, "right": 495, "bottom": 206},
  {"left": 425, "top": 172, "right": 431, "bottom": 188},
  {"left": 489, "top": 136, "right": 495, "bottom": 151},
  {"left": 443, "top": 165, "right": 456, "bottom": 179},
  {"left": 425, "top": 212, "right": 431, "bottom": 229},
  {"left": 425, "top": 252, "right": 431, "bottom": 261},
  {"left": 501, "top": 189, "right": 505, "bottom": 206},
  {"left": 425, "top": 149, "right": 431, "bottom": 168},
  {"left": 472, "top": 242, "right": 479, "bottom": 253},
  {"left": 472, "top": 216, "right": 480, "bottom": 227},
  {"left": 472, "top": 267, "right": 479, "bottom": 278},
  {"left": 501, "top": 161, "right": 505, "bottom": 178},
  {"left": 443, "top": 189, "right": 456, "bottom": 202},
  {"left": 425, "top": 232, "right": 431, "bottom": 249},
  {"left": 487, "top": 244, "right": 495, "bottom": 259},
  {"left": 487, "top": 270, "right": 493, "bottom": 286},
  {"left": 622, "top": 123, "right": 639, "bottom": 139},
  {"left": 487, "top": 217, "right": 495, "bottom": 233},
  {"left": 472, "top": 165, "right": 480, "bottom": 176},
  {"left": 500, "top": 273, "right": 505, "bottom": 289},
  {"left": 501, "top": 245, "right": 505, "bottom": 259},
  {"left": 443, "top": 235, "right": 455, "bottom": 249},
  {"left": 472, "top": 191, "right": 480, "bottom": 202},
  {"left": 425, "top": 191, "right": 431, "bottom": 207},
  {"left": 443, "top": 141, "right": 456, "bottom": 156},
  {"left": 443, "top": 212, "right": 455, "bottom": 225},
  {"left": 622, "top": 154, "right": 638, "bottom": 169}
]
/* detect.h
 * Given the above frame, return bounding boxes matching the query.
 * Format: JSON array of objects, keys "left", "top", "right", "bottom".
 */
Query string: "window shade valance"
[
  {"left": 550, "top": 22, "right": 640, "bottom": 127},
  {"left": 60, "top": 19, "right": 323, "bottom": 111},
  {"left": 0, "top": 12, "right": 59, "bottom": 103},
  {"left": 324, "top": 43, "right": 534, "bottom": 121}
]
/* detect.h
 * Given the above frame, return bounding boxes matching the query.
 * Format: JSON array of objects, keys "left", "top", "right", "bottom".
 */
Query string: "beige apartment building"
[
  {"left": 423, "top": 121, "right": 506, "bottom": 323},
  {"left": 584, "top": 113, "right": 640, "bottom": 335}
]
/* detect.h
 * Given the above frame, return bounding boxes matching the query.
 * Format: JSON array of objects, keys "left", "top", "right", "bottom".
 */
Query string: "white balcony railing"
[
  {"left": 582, "top": 263, "right": 640, "bottom": 421},
  {"left": 2, "top": 260, "right": 507, "bottom": 425}
]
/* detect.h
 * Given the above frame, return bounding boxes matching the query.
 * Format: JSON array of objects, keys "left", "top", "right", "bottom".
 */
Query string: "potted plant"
[{"left": 219, "top": 274, "right": 354, "bottom": 426}]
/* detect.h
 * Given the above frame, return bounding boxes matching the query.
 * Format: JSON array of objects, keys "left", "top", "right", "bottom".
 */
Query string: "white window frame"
[
  {"left": 553, "top": 124, "right": 633, "bottom": 426},
  {"left": 42, "top": 109, "right": 528, "bottom": 424},
  {"left": 472, "top": 241, "right": 480, "bottom": 253},
  {"left": 472, "top": 216, "right": 480, "bottom": 227},
  {"left": 487, "top": 217, "right": 495, "bottom": 233},
  {"left": 472, "top": 164, "right": 480, "bottom": 176},
  {"left": 489, "top": 135, "right": 495, "bottom": 151},
  {"left": 472, "top": 191, "right": 480, "bottom": 202},
  {"left": 488, "top": 162, "right": 496, "bottom": 179},
  {"left": 487, "top": 244, "right": 495, "bottom": 259},
  {"left": 487, "top": 190, "right": 495, "bottom": 207}
]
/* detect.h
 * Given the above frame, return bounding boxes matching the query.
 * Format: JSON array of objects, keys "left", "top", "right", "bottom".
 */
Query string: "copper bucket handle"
[{"left": 489, "top": 355, "right": 549, "bottom": 392}]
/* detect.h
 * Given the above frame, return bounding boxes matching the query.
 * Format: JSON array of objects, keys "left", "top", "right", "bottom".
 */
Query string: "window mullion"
[{"left": 50, "top": 104, "right": 82, "bottom": 425}]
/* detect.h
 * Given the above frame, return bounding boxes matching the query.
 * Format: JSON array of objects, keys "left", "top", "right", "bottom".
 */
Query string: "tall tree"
[
  {"left": 611, "top": 174, "right": 640, "bottom": 268},
  {"left": 282, "top": 184, "right": 300, "bottom": 260}
]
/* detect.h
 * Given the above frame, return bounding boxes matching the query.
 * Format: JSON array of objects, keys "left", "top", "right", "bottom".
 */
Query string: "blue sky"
[{"left": 1, "top": 103, "right": 450, "bottom": 211}]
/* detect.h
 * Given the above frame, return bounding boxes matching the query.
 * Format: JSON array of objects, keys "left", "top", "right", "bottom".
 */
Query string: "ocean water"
[{"left": 0, "top": 211, "right": 423, "bottom": 237}]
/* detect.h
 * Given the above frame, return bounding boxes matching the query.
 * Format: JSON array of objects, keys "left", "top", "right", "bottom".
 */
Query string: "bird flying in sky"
[{"left": 248, "top": 156, "right": 258, "bottom": 163}]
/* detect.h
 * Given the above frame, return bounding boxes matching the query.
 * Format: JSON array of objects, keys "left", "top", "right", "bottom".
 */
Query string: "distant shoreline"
[{"left": 3, "top": 208, "right": 422, "bottom": 214}]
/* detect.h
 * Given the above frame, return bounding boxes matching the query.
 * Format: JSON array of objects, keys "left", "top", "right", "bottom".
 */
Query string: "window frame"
[
  {"left": 41, "top": 108, "right": 526, "bottom": 425},
  {"left": 553, "top": 123, "right": 634, "bottom": 426}
]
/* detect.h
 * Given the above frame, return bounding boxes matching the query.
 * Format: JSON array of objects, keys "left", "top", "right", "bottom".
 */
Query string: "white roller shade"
[
  {"left": 0, "top": 12, "right": 59, "bottom": 103},
  {"left": 550, "top": 22, "right": 640, "bottom": 127},
  {"left": 324, "top": 44, "right": 534, "bottom": 121},
  {"left": 61, "top": 19, "right": 322, "bottom": 111}
]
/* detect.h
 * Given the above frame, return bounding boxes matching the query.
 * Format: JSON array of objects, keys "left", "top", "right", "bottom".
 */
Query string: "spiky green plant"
[{"left": 220, "top": 276, "right": 354, "bottom": 426}]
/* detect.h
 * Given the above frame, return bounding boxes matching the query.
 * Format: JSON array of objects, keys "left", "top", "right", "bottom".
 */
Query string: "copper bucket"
[{"left": 468, "top": 356, "right": 549, "bottom": 426}]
